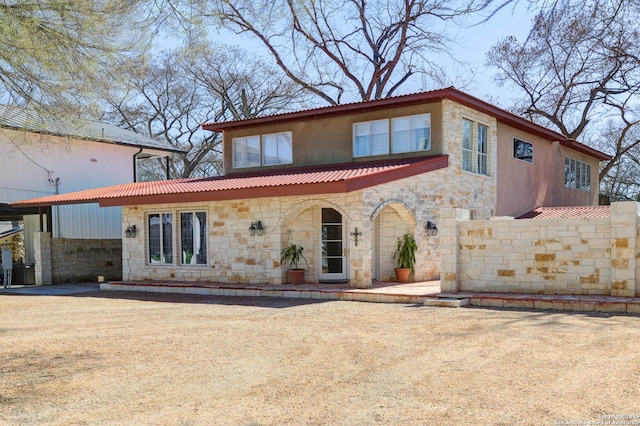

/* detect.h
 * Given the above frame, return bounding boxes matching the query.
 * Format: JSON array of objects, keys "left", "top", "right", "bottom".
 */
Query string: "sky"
[
  {"left": 177, "top": 2, "right": 539, "bottom": 110},
  {"left": 453, "top": 4, "right": 537, "bottom": 107}
]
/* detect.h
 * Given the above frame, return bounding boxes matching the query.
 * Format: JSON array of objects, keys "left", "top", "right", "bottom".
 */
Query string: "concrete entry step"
[{"left": 424, "top": 297, "right": 470, "bottom": 308}]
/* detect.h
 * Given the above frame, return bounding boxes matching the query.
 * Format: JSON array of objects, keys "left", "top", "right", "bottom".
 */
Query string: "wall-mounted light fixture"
[
  {"left": 125, "top": 225, "right": 137, "bottom": 238},
  {"left": 249, "top": 221, "right": 264, "bottom": 236},
  {"left": 426, "top": 221, "right": 438, "bottom": 236}
]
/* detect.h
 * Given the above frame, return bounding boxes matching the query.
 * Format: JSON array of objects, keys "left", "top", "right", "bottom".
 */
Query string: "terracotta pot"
[
  {"left": 394, "top": 268, "right": 411, "bottom": 283},
  {"left": 288, "top": 269, "right": 306, "bottom": 285}
]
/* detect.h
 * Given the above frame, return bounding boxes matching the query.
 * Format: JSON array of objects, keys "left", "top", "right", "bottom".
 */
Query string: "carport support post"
[
  {"left": 33, "top": 232, "right": 52, "bottom": 286},
  {"left": 439, "top": 208, "right": 470, "bottom": 293}
]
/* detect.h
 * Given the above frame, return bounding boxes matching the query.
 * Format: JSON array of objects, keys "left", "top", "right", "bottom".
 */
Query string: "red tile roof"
[
  {"left": 517, "top": 206, "right": 611, "bottom": 219},
  {"left": 11, "top": 155, "right": 448, "bottom": 207},
  {"left": 203, "top": 87, "right": 611, "bottom": 161}
]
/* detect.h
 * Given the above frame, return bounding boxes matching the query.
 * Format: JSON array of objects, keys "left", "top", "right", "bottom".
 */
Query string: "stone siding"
[
  {"left": 120, "top": 100, "right": 500, "bottom": 288},
  {"left": 50, "top": 238, "right": 122, "bottom": 283},
  {"left": 122, "top": 163, "right": 496, "bottom": 288},
  {"left": 441, "top": 202, "right": 640, "bottom": 297}
]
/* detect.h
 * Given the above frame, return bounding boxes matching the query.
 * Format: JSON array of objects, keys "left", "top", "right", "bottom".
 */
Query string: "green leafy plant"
[
  {"left": 393, "top": 233, "right": 418, "bottom": 276},
  {"left": 280, "top": 243, "right": 307, "bottom": 270}
]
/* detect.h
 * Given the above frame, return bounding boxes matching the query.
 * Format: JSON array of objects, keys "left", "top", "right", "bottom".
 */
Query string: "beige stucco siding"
[
  {"left": 223, "top": 102, "right": 444, "bottom": 174},
  {"left": 495, "top": 122, "right": 599, "bottom": 217}
]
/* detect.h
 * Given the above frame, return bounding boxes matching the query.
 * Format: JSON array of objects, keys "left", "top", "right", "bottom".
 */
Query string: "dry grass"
[{"left": 1, "top": 291, "right": 639, "bottom": 425}]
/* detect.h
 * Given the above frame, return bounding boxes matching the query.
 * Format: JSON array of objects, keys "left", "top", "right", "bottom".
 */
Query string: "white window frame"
[
  {"left": 352, "top": 113, "right": 433, "bottom": 158},
  {"left": 353, "top": 119, "right": 389, "bottom": 157},
  {"left": 232, "top": 135, "right": 261, "bottom": 169},
  {"left": 147, "top": 212, "right": 173, "bottom": 265},
  {"left": 461, "top": 118, "right": 490, "bottom": 176},
  {"left": 564, "top": 156, "right": 591, "bottom": 192},
  {"left": 179, "top": 211, "right": 207, "bottom": 265},
  {"left": 477, "top": 123, "right": 488, "bottom": 175},
  {"left": 391, "top": 113, "right": 431, "bottom": 153},
  {"left": 262, "top": 131, "right": 293, "bottom": 166},
  {"left": 462, "top": 119, "right": 474, "bottom": 172}
]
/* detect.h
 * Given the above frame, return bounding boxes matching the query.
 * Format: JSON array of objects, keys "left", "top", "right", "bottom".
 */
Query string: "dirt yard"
[{"left": 1, "top": 290, "right": 639, "bottom": 426}]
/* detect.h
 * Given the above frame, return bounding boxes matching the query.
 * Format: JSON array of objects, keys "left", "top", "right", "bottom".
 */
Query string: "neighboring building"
[
  {"left": 0, "top": 105, "right": 182, "bottom": 283},
  {"left": 12, "top": 88, "right": 610, "bottom": 288}
]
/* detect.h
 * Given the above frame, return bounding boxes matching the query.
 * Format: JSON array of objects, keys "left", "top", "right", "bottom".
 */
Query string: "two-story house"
[
  {"left": 11, "top": 88, "right": 610, "bottom": 288},
  {"left": 0, "top": 104, "right": 182, "bottom": 284}
]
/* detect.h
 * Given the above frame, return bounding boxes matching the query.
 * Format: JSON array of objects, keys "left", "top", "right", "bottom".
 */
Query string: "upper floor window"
[
  {"left": 564, "top": 157, "right": 591, "bottom": 192},
  {"left": 477, "top": 124, "right": 488, "bottom": 175},
  {"left": 353, "top": 113, "right": 431, "bottom": 157},
  {"left": 263, "top": 132, "right": 293, "bottom": 165},
  {"left": 354, "top": 119, "right": 389, "bottom": 157},
  {"left": 233, "top": 135, "right": 260, "bottom": 168},
  {"left": 462, "top": 118, "right": 489, "bottom": 176},
  {"left": 180, "top": 212, "right": 207, "bottom": 265},
  {"left": 392, "top": 114, "right": 431, "bottom": 153},
  {"left": 148, "top": 213, "right": 173, "bottom": 264},
  {"left": 233, "top": 132, "right": 293, "bottom": 168},
  {"left": 514, "top": 138, "right": 533, "bottom": 163}
]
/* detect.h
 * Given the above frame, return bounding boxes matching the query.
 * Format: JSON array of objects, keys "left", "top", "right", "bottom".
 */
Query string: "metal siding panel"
[{"left": 2, "top": 129, "right": 135, "bottom": 238}]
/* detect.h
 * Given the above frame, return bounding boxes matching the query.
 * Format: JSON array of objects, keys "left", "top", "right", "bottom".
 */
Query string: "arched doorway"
[{"left": 371, "top": 201, "right": 416, "bottom": 282}]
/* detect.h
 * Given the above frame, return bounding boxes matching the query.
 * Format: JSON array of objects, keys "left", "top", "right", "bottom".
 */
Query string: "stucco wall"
[
  {"left": 441, "top": 202, "right": 640, "bottom": 297},
  {"left": 495, "top": 123, "right": 599, "bottom": 217},
  {"left": 223, "top": 102, "right": 445, "bottom": 174}
]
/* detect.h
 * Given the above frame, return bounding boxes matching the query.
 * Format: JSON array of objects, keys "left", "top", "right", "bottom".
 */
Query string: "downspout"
[
  {"left": 166, "top": 156, "right": 170, "bottom": 180},
  {"left": 133, "top": 148, "right": 142, "bottom": 182}
]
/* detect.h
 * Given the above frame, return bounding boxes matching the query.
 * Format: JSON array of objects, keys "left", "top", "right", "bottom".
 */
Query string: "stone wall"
[
  {"left": 441, "top": 202, "right": 640, "bottom": 297},
  {"left": 50, "top": 238, "right": 122, "bottom": 283}
]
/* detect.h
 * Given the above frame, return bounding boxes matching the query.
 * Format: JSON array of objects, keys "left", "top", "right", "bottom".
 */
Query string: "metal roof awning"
[
  {"left": 0, "top": 203, "right": 40, "bottom": 221},
  {"left": 10, "top": 155, "right": 449, "bottom": 208}
]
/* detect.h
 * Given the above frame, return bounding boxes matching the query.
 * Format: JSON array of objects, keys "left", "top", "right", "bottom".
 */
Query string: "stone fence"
[
  {"left": 34, "top": 233, "right": 122, "bottom": 284},
  {"left": 440, "top": 202, "right": 640, "bottom": 297}
]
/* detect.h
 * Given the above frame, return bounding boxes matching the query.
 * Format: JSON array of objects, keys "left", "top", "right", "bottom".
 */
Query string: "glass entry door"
[{"left": 320, "top": 208, "right": 347, "bottom": 281}]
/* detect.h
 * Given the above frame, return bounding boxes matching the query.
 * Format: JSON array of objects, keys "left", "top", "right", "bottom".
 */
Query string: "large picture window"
[
  {"left": 148, "top": 213, "right": 173, "bottom": 264},
  {"left": 180, "top": 212, "right": 207, "bottom": 265},
  {"left": 353, "top": 119, "right": 389, "bottom": 157},
  {"left": 392, "top": 114, "right": 431, "bottom": 153},
  {"left": 353, "top": 113, "right": 432, "bottom": 157},
  {"left": 233, "top": 132, "right": 293, "bottom": 168}
]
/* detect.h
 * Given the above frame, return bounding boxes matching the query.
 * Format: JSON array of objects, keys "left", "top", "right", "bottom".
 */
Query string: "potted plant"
[
  {"left": 280, "top": 243, "right": 307, "bottom": 284},
  {"left": 393, "top": 233, "right": 418, "bottom": 283}
]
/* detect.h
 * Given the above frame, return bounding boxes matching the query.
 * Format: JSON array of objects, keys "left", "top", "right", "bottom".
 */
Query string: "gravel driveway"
[{"left": 1, "top": 290, "right": 639, "bottom": 425}]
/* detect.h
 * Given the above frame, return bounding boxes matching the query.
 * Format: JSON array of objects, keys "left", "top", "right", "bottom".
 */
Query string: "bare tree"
[
  {"left": 486, "top": 0, "right": 640, "bottom": 199},
  {"left": 103, "top": 46, "right": 306, "bottom": 179},
  {"left": 209, "top": 0, "right": 486, "bottom": 105},
  {"left": 0, "top": 1, "right": 147, "bottom": 110},
  {"left": 185, "top": 45, "right": 308, "bottom": 120}
]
